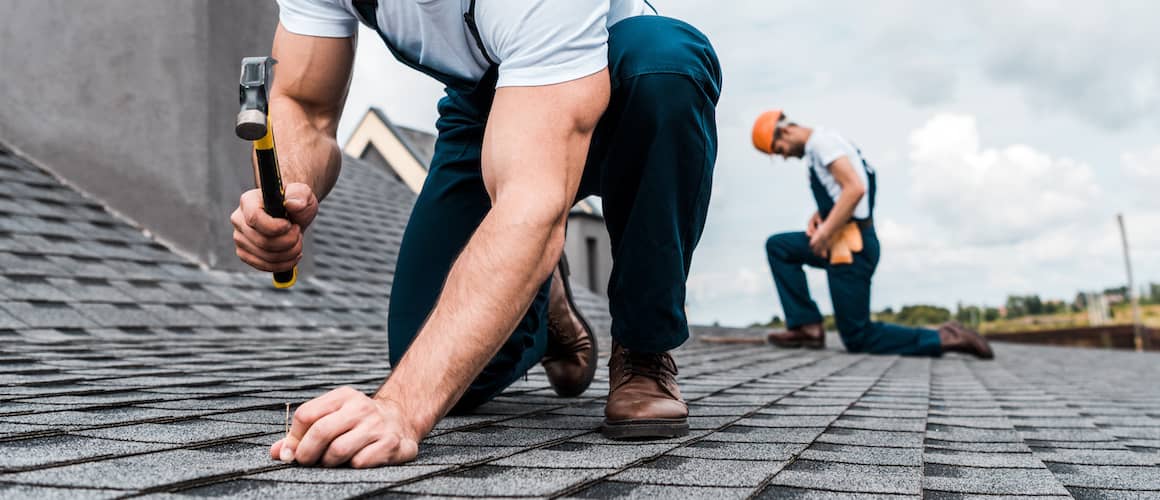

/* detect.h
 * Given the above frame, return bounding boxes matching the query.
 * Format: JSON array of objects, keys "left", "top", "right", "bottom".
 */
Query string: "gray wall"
[
  {"left": 0, "top": 0, "right": 292, "bottom": 272},
  {"left": 565, "top": 215, "right": 612, "bottom": 298}
]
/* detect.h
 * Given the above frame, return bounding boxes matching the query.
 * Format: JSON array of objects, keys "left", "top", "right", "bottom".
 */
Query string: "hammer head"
[{"left": 236, "top": 57, "right": 277, "bottom": 141}]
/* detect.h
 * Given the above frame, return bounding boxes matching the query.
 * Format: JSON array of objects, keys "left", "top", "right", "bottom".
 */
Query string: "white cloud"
[
  {"left": 971, "top": 1, "right": 1160, "bottom": 130},
  {"left": 686, "top": 266, "right": 767, "bottom": 304},
  {"left": 1121, "top": 146, "right": 1160, "bottom": 181},
  {"left": 907, "top": 113, "right": 1101, "bottom": 244}
]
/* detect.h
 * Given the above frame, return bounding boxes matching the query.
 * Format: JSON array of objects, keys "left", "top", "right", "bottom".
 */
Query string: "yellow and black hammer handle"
[
  {"left": 237, "top": 56, "right": 296, "bottom": 289},
  {"left": 251, "top": 122, "right": 297, "bottom": 288}
]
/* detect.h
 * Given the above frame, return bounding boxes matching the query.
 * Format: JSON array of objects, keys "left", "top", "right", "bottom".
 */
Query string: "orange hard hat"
[{"left": 751, "top": 109, "right": 784, "bottom": 154}]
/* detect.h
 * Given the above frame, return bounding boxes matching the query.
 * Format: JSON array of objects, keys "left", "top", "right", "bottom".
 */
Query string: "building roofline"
[{"left": 343, "top": 107, "right": 429, "bottom": 193}]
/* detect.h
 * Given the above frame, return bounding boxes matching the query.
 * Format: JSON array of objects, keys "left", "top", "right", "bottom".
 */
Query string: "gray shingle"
[
  {"left": 612, "top": 456, "right": 788, "bottom": 487},
  {"left": 70, "top": 419, "right": 274, "bottom": 444},
  {"left": 0, "top": 301, "right": 94, "bottom": 328},
  {"left": 756, "top": 485, "right": 914, "bottom": 499},
  {"left": 0, "top": 435, "right": 163, "bottom": 470},
  {"left": 394, "top": 465, "right": 616, "bottom": 497},
  {"left": 815, "top": 428, "right": 924, "bottom": 448},
  {"left": 767, "top": 459, "right": 921, "bottom": 495},
  {"left": 160, "top": 479, "right": 385, "bottom": 499},
  {"left": 570, "top": 481, "right": 750, "bottom": 499},
  {"left": 422, "top": 425, "right": 583, "bottom": 447},
  {"left": 666, "top": 440, "right": 806, "bottom": 461},
  {"left": 491, "top": 441, "right": 674, "bottom": 469},
  {"left": 799, "top": 443, "right": 922, "bottom": 467},
  {"left": 0, "top": 484, "right": 122, "bottom": 500},
  {"left": 1, "top": 443, "right": 267, "bottom": 489},
  {"left": 923, "top": 464, "right": 1071, "bottom": 496},
  {"left": 248, "top": 464, "right": 447, "bottom": 484},
  {"left": 1043, "top": 463, "right": 1160, "bottom": 490}
]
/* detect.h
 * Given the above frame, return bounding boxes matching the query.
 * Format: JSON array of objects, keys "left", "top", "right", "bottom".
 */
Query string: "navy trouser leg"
[
  {"left": 765, "top": 231, "right": 827, "bottom": 328},
  {"left": 387, "top": 90, "right": 550, "bottom": 413},
  {"left": 581, "top": 16, "right": 722, "bottom": 353},
  {"left": 827, "top": 227, "right": 942, "bottom": 356}
]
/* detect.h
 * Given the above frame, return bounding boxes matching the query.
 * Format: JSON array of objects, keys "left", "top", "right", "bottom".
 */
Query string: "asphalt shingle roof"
[{"left": 1, "top": 147, "right": 1159, "bottom": 498}]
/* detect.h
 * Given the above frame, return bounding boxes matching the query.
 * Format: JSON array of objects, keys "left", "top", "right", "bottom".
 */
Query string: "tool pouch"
[{"left": 828, "top": 222, "right": 864, "bottom": 265}]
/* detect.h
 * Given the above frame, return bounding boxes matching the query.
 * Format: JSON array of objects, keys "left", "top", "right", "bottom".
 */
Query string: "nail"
[{"left": 279, "top": 445, "right": 294, "bottom": 463}]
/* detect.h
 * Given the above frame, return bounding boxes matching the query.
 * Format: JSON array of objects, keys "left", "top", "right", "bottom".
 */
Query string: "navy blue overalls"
[
  {"left": 353, "top": 1, "right": 722, "bottom": 410},
  {"left": 764, "top": 150, "right": 942, "bottom": 356}
]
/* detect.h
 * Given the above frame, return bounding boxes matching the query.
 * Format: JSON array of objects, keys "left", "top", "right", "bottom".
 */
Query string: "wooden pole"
[{"left": 1117, "top": 214, "right": 1143, "bottom": 352}]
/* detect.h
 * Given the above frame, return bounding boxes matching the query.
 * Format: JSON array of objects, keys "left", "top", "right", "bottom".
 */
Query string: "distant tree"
[
  {"left": 1074, "top": 292, "right": 1088, "bottom": 310},
  {"left": 1005, "top": 296, "right": 1027, "bottom": 319},
  {"left": 1104, "top": 286, "right": 1129, "bottom": 296},
  {"left": 895, "top": 305, "right": 951, "bottom": 326},
  {"left": 984, "top": 307, "right": 1000, "bottom": 322},
  {"left": 1025, "top": 295, "right": 1044, "bottom": 315},
  {"left": 1041, "top": 300, "right": 1064, "bottom": 315},
  {"left": 955, "top": 304, "right": 981, "bottom": 324},
  {"left": 748, "top": 315, "right": 786, "bottom": 329}
]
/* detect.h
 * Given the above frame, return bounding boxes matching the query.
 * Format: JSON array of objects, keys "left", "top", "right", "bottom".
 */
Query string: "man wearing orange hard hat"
[{"left": 751, "top": 110, "right": 993, "bottom": 359}]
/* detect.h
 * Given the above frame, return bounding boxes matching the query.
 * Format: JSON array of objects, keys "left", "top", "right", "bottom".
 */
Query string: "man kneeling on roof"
[
  {"left": 229, "top": 0, "right": 721, "bottom": 467},
  {"left": 750, "top": 109, "right": 993, "bottom": 360}
]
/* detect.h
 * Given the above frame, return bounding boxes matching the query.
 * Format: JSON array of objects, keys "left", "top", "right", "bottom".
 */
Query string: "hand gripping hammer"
[{"left": 235, "top": 56, "right": 297, "bottom": 288}]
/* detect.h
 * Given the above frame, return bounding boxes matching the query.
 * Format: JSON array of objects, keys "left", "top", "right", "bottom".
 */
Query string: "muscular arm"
[
  {"left": 231, "top": 24, "right": 353, "bottom": 272},
  {"left": 275, "top": 69, "right": 611, "bottom": 468},
  {"left": 267, "top": 23, "right": 354, "bottom": 200},
  {"left": 810, "top": 157, "right": 866, "bottom": 254}
]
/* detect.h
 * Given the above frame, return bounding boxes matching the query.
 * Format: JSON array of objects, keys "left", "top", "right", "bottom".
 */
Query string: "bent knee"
[{"left": 765, "top": 233, "right": 795, "bottom": 259}]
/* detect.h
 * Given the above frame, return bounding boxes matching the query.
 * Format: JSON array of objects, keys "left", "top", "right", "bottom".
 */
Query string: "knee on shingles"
[{"left": 837, "top": 324, "right": 872, "bottom": 353}]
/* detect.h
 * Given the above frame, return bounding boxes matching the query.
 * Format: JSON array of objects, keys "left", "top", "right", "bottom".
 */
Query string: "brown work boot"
[
  {"left": 938, "top": 321, "right": 994, "bottom": 359},
  {"left": 602, "top": 342, "right": 689, "bottom": 440},
  {"left": 767, "top": 322, "right": 825, "bottom": 349},
  {"left": 541, "top": 256, "right": 597, "bottom": 397}
]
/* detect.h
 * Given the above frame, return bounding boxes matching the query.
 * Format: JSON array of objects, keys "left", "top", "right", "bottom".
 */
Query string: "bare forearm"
[
  {"left": 375, "top": 204, "right": 566, "bottom": 434},
  {"left": 264, "top": 96, "right": 343, "bottom": 201},
  {"left": 821, "top": 190, "right": 863, "bottom": 233}
]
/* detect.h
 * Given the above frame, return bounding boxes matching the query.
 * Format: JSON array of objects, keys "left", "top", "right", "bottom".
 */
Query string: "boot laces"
[
  {"left": 619, "top": 348, "right": 677, "bottom": 381},
  {"left": 544, "top": 315, "right": 590, "bottom": 362}
]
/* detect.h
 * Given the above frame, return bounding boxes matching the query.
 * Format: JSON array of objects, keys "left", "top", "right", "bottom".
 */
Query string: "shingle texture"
[{"left": 2, "top": 148, "right": 1159, "bottom": 498}]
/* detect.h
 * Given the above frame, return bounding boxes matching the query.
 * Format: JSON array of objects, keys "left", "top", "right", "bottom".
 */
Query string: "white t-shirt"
[
  {"left": 276, "top": 0, "right": 653, "bottom": 88},
  {"left": 804, "top": 127, "right": 873, "bottom": 220}
]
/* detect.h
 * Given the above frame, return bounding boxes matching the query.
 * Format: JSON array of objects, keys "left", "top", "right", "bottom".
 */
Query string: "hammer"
[{"left": 236, "top": 56, "right": 297, "bottom": 289}]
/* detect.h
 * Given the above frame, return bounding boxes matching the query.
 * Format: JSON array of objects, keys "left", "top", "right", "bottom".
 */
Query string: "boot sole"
[
  {"left": 601, "top": 418, "right": 689, "bottom": 440},
  {"left": 551, "top": 255, "right": 598, "bottom": 397}
]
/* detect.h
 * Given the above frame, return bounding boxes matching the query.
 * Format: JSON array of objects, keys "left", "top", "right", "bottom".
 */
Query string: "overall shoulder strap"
[
  {"left": 352, "top": 0, "right": 380, "bottom": 31},
  {"left": 853, "top": 145, "right": 877, "bottom": 217},
  {"left": 463, "top": 0, "right": 497, "bottom": 66}
]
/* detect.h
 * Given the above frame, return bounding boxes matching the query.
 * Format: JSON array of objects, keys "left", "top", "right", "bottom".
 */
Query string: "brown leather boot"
[
  {"left": 766, "top": 322, "right": 825, "bottom": 349},
  {"left": 602, "top": 342, "right": 689, "bottom": 440},
  {"left": 938, "top": 321, "right": 994, "bottom": 359},
  {"left": 541, "top": 256, "right": 597, "bottom": 397}
]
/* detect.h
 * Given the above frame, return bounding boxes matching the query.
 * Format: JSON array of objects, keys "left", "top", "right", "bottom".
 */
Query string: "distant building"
[{"left": 343, "top": 108, "right": 611, "bottom": 297}]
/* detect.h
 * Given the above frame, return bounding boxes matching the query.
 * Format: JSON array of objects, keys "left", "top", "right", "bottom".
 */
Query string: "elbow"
[
  {"left": 848, "top": 185, "right": 867, "bottom": 201},
  {"left": 493, "top": 192, "right": 571, "bottom": 273}
]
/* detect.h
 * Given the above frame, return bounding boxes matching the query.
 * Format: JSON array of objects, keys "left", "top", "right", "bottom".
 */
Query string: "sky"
[{"left": 336, "top": 0, "right": 1160, "bottom": 327}]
